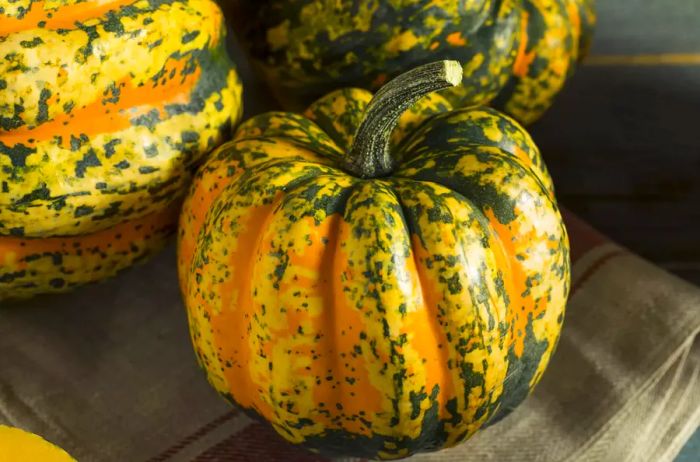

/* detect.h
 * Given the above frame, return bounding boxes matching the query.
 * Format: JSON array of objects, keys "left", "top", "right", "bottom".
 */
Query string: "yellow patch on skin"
[
  {"left": 463, "top": 53, "right": 485, "bottom": 77},
  {"left": 331, "top": 95, "right": 351, "bottom": 119},
  {"left": 267, "top": 20, "right": 291, "bottom": 51},
  {"left": 298, "top": 0, "right": 376, "bottom": 41},
  {"left": 385, "top": 30, "right": 420, "bottom": 53},
  {"left": 483, "top": 124, "right": 504, "bottom": 143}
]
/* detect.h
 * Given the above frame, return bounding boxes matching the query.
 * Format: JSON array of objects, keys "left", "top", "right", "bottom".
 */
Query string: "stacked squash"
[
  {"left": 229, "top": 0, "right": 595, "bottom": 124},
  {"left": 0, "top": 0, "right": 243, "bottom": 299}
]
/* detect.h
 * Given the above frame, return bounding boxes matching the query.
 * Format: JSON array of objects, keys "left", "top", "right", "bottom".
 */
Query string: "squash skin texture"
[
  {"left": 231, "top": 0, "right": 595, "bottom": 124},
  {"left": 0, "top": 202, "right": 179, "bottom": 300},
  {"left": 0, "top": 0, "right": 243, "bottom": 299},
  {"left": 179, "top": 89, "right": 570, "bottom": 459}
]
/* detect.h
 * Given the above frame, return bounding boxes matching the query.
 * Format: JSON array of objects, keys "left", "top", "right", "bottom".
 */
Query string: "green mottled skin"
[
  {"left": 228, "top": 0, "right": 595, "bottom": 124},
  {"left": 179, "top": 85, "right": 570, "bottom": 459}
]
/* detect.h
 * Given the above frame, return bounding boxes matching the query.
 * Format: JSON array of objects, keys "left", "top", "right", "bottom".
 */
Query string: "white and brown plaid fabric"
[{"left": 2, "top": 212, "right": 698, "bottom": 461}]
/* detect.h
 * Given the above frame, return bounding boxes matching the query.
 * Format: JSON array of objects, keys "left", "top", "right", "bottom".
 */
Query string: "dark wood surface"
[{"left": 529, "top": 1, "right": 700, "bottom": 286}]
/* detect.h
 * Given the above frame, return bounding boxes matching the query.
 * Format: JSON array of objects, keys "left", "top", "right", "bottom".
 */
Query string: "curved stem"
[{"left": 345, "top": 60, "right": 463, "bottom": 179}]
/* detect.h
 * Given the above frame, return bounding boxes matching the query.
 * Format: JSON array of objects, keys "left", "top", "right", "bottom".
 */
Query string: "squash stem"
[{"left": 345, "top": 60, "right": 463, "bottom": 179}]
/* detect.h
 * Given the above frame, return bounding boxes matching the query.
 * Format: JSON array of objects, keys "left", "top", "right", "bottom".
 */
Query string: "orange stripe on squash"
[
  {"left": 411, "top": 235, "right": 456, "bottom": 419},
  {"left": 513, "top": 11, "right": 536, "bottom": 78},
  {"left": 205, "top": 200, "right": 280, "bottom": 420},
  {"left": 484, "top": 207, "right": 542, "bottom": 359},
  {"left": 0, "top": 201, "right": 179, "bottom": 270},
  {"left": 445, "top": 32, "right": 467, "bottom": 46},
  {"left": 2, "top": 60, "right": 201, "bottom": 147},
  {"left": 0, "top": 0, "right": 136, "bottom": 34}
]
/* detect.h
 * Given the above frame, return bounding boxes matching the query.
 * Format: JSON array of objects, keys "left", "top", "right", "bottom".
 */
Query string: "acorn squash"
[
  {"left": 229, "top": 0, "right": 595, "bottom": 124},
  {"left": 178, "top": 61, "right": 569, "bottom": 459}
]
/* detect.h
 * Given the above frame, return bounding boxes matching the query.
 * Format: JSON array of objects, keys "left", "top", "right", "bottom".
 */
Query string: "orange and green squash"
[
  {"left": 0, "top": 0, "right": 243, "bottom": 300},
  {"left": 228, "top": 0, "right": 595, "bottom": 124},
  {"left": 178, "top": 61, "right": 570, "bottom": 459},
  {"left": 0, "top": 425, "right": 75, "bottom": 461}
]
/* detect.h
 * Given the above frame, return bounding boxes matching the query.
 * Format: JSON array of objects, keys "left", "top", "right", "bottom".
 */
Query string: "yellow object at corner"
[{"left": 0, "top": 426, "right": 75, "bottom": 462}]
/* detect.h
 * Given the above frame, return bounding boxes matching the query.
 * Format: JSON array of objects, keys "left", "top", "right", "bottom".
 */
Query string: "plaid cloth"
[{"left": 1, "top": 212, "right": 698, "bottom": 461}]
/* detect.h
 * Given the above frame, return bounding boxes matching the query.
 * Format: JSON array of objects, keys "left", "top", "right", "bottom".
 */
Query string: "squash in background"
[
  {"left": 0, "top": 0, "right": 243, "bottom": 300},
  {"left": 178, "top": 61, "right": 570, "bottom": 459},
  {"left": 228, "top": 0, "right": 595, "bottom": 125}
]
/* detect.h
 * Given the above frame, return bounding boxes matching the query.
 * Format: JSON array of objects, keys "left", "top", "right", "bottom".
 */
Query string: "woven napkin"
[{"left": 0, "top": 212, "right": 698, "bottom": 462}]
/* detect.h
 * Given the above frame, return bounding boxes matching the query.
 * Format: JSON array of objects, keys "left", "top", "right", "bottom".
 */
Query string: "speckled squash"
[
  {"left": 178, "top": 62, "right": 569, "bottom": 459},
  {"left": 0, "top": 0, "right": 243, "bottom": 299},
  {"left": 228, "top": 0, "right": 595, "bottom": 124}
]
